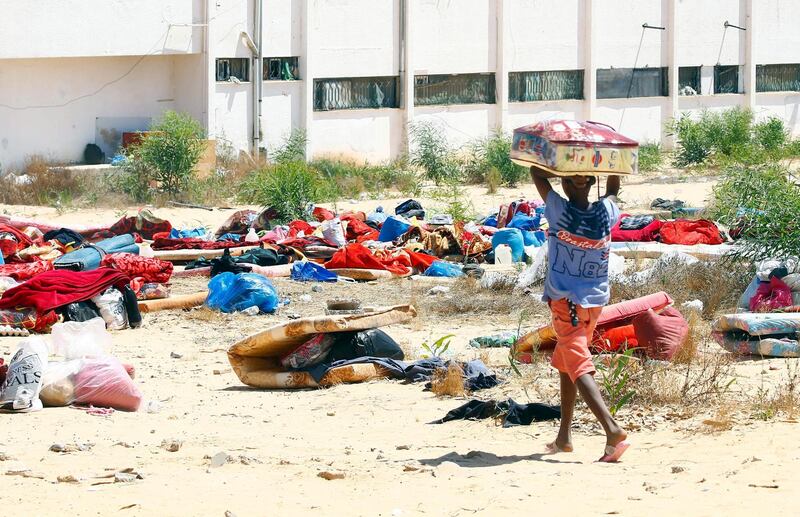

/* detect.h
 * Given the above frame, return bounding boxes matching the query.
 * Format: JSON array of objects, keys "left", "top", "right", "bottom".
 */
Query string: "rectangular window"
[
  {"left": 756, "top": 64, "right": 800, "bottom": 93},
  {"left": 313, "top": 76, "right": 399, "bottom": 111},
  {"left": 596, "top": 67, "right": 668, "bottom": 99},
  {"left": 414, "top": 73, "right": 496, "bottom": 106},
  {"left": 679, "top": 66, "right": 701, "bottom": 95},
  {"left": 216, "top": 58, "right": 250, "bottom": 82},
  {"left": 264, "top": 57, "right": 300, "bottom": 81},
  {"left": 508, "top": 70, "right": 584, "bottom": 102},
  {"left": 714, "top": 65, "right": 741, "bottom": 94}
]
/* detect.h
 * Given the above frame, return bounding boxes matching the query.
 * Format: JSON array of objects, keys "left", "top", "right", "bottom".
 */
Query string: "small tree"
[{"left": 137, "top": 111, "right": 206, "bottom": 196}]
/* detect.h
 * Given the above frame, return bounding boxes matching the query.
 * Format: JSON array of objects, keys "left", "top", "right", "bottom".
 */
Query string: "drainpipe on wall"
[{"left": 252, "top": 0, "right": 264, "bottom": 158}]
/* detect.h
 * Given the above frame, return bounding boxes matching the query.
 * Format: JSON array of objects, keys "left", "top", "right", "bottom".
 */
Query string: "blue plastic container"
[
  {"left": 378, "top": 216, "right": 411, "bottom": 242},
  {"left": 492, "top": 228, "right": 525, "bottom": 262}
]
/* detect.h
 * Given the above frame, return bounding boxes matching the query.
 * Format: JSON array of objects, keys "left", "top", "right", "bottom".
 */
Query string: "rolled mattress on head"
[{"left": 510, "top": 119, "right": 639, "bottom": 176}]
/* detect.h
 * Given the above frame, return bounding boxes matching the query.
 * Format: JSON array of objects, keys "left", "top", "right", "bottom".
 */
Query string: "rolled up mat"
[
  {"left": 224, "top": 362, "right": 386, "bottom": 389},
  {"left": 138, "top": 291, "right": 208, "bottom": 313},
  {"left": 249, "top": 263, "right": 293, "bottom": 278},
  {"left": 55, "top": 234, "right": 138, "bottom": 271},
  {"left": 172, "top": 266, "right": 212, "bottom": 278}
]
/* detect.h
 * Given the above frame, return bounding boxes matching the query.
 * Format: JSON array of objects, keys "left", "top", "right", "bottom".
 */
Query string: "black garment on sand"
[
  {"left": 304, "top": 356, "right": 499, "bottom": 392},
  {"left": 431, "top": 399, "right": 561, "bottom": 427},
  {"left": 185, "top": 247, "right": 289, "bottom": 276}
]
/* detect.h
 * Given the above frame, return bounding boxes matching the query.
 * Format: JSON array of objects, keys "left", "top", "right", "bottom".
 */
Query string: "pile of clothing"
[{"left": 611, "top": 214, "right": 725, "bottom": 245}]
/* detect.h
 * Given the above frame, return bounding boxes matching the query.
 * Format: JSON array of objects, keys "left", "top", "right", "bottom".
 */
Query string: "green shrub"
[
  {"left": 482, "top": 129, "right": 526, "bottom": 186},
  {"left": 409, "top": 122, "right": 461, "bottom": 185},
  {"left": 637, "top": 142, "right": 664, "bottom": 172},
  {"left": 667, "top": 108, "right": 797, "bottom": 168},
  {"left": 237, "top": 161, "right": 320, "bottom": 222},
  {"left": 135, "top": 111, "right": 206, "bottom": 196},
  {"left": 431, "top": 181, "right": 476, "bottom": 222},
  {"left": 270, "top": 129, "right": 307, "bottom": 164},
  {"left": 711, "top": 163, "right": 800, "bottom": 261},
  {"left": 107, "top": 157, "right": 153, "bottom": 203}
]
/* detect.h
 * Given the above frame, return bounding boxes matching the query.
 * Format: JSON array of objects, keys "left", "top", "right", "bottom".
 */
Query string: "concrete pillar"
[
  {"left": 301, "top": 0, "right": 314, "bottom": 160},
  {"left": 402, "top": 0, "right": 415, "bottom": 154},
  {"left": 496, "top": 0, "right": 509, "bottom": 132},
  {"left": 743, "top": 0, "right": 756, "bottom": 111},
  {"left": 204, "top": 0, "right": 216, "bottom": 139},
  {"left": 665, "top": 0, "right": 679, "bottom": 148},
  {"left": 583, "top": 0, "right": 595, "bottom": 121}
]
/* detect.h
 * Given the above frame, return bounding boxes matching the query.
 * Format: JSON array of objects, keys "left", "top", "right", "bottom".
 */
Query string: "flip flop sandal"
[{"left": 598, "top": 441, "right": 630, "bottom": 463}]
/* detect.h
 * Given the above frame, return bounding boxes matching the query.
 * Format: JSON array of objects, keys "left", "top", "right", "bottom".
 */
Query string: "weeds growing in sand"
[
  {"left": 595, "top": 348, "right": 637, "bottom": 416},
  {"left": 421, "top": 334, "right": 453, "bottom": 359},
  {"left": 430, "top": 363, "right": 466, "bottom": 397},
  {"left": 751, "top": 362, "right": 800, "bottom": 420}
]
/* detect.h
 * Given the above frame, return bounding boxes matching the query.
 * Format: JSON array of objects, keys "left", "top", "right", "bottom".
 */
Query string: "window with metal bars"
[
  {"left": 756, "top": 64, "right": 800, "bottom": 93},
  {"left": 216, "top": 58, "right": 250, "bottom": 82},
  {"left": 313, "top": 76, "right": 399, "bottom": 111},
  {"left": 596, "top": 67, "right": 668, "bottom": 99},
  {"left": 679, "top": 66, "right": 701, "bottom": 95},
  {"left": 714, "top": 65, "right": 741, "bottom": 94},
  {"left": 508, "top": 70, "right": 584, "bottom": 102},
  {"left": 414, "top": 73, "right": 496, "bottom": 106},
  {"left": 264, "top": 57, "right": 300, "bottom": 81}
]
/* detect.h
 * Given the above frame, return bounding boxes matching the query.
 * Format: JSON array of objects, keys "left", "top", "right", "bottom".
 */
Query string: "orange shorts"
[{"left": 549, "top": 299, "right": 602, "bottom": 383}]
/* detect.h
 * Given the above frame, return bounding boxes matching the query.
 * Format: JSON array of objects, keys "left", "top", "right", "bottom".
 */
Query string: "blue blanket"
[{"left": 54, "top": 234, "right": 139, "bottom": 271}]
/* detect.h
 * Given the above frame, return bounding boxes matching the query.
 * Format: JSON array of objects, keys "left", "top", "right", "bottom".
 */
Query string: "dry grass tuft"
[
  {"left": 420, "top": 277, "right": 549, "bottom": 320},
  {"left": 430, "top": 363, "right": 466, "bottom": 397},
  {"left": 611, "top": 258, "right": 752, "bottom": 318},
  {"left": 750, "top": 362, "right": 800, "bottom": 420},
  {"left": 185, "top": 306, "right": 226, "bottom": 323},
  {"left": 0, "top": 155, "right": 82, "bottom": 207},
  {"left": 674, "top": 310, "right": 708, "bottom": 364}
]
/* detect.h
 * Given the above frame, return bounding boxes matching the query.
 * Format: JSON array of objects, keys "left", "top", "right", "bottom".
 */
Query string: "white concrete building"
[{"left": 1, "top": 0, "right": 799, "bottom": 169}]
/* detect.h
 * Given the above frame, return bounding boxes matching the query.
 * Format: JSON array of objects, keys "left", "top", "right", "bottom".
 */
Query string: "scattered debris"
[
  {"left": 318, "top": 471, "right": 345, "bottom": 480},
  {"left": 170, "top": 351, "right": 183, "bottom": 359},
  {"left": 160, "top": 439, "right": 183, "bottom": 452}
]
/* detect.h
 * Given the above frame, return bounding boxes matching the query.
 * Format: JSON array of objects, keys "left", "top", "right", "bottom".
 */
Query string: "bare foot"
[
  {"left": 545, "top": 439, "right": 574, "bottom": 454},
  {"left": 606, "top": 427, "right": 628, "bottom": 449}
]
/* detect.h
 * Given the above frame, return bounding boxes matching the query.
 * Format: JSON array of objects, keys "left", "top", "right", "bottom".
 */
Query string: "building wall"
[
  {"left": 0, "top": 0, "right": 204, "bottom": 59},
  {"left": 2, "top": 0, "right": 800, "bottom": 168},
  {"left": 0, "top": 55, "right": 203, "bottom": 167}
]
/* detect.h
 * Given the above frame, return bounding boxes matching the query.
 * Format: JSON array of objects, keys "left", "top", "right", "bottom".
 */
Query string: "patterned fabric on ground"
[
  {"left": 0, "top": 260, "right": 53, "bottom": 281},
  {"left": 619, "top": 215, "right": 654, "bottom": 230},
  {"left": 100, "top": 253, "right": 173, "bottom": 284}
]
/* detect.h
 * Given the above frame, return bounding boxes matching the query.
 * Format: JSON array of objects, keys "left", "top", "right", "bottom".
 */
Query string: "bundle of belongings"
[
  {"left": 514, "top": 292, "right": 689, "bottom": 362},
  {"left": 0, "top": 320, "right": 142, "bottom": 413},
  {"left": 227, "top": 305, "right": 499, "bottom": 391},
  {"left": 0, "top": 268, "right": 142, "bottom": 333},
  {"left": 710, "top": 258, "right": 800, "bottom": 358}
]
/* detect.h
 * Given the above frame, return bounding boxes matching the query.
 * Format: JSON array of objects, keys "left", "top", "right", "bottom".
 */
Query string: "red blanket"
[
  {"left": 325, "top": 243, "right": 410, "bottom": 275},
  {"left": 611, "top": 215, "right": 663, "bottom": 242},
  {"left": 100, "top": 253, "right": 173, "bottom": 283},
  {"left": 660, "top": 219, "right": 723, "bottom": 245},
  {"left": 0, "top": 268, "right": 129, "bottom": 313},
  {"left": 0, "top": 260, "right": 53, "bottom": 282},
  {"left": 0, "top": 224, "right": 34, "bottom": 260}
]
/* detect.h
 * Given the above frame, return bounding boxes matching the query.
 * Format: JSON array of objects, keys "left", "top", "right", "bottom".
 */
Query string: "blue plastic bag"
[
  {"left": 170, "top": 227, "right": 208, "bottom": 239},
  {"left": 291, "top": 261, "right": 338, "bottom": 282},
  {"left": 423, "top": 261, "right": 464, "bottom": 277},
  {"left": 206, "top": 272, "right": 279, "bottom": 313},
  {"left": 507, "top": 213, "right": 541, "bottom": 231}
]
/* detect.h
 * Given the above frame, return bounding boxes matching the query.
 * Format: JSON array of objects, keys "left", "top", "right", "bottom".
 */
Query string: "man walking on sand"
[{"left": 530, "top": 165, "right": 630, "bottom": 462}]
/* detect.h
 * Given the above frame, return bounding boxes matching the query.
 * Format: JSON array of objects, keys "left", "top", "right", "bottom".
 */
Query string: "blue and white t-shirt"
[{"left": 543, "top": 190, "right": 620, "bottom": 307}]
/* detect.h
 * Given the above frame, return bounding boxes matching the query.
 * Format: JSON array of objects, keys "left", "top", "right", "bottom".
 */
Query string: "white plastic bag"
[
  {"left": 50, "top": 318, "right": 112, "bottom": 359},
  {"left": 516, "top": 246, "right": 548, "bottom": 289},
  {"left": 0, "top": 337, "right": 49, "bottom": 412},
  {"left": 91, "top": 287, "right": 128, "bottom": 330},
  {"left": 321, "top": 218, "right": 347, "bottom": 247},
  {"left": 0, "top": 276, "right": 20, "bottom": 294},
  {"left": 40, "top": 359, "right": 83, "bottom": 407}
]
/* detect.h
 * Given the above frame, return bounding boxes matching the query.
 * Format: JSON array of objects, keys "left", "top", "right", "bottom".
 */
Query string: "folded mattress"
[{"left": 511, "top": 119, "right": 638, "bottom": 175}]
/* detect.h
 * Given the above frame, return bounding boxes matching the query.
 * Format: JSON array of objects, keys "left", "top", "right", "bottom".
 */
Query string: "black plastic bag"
[
  {"left": 327, "top": 329, "right": 404, "bottom": 362},
  {"left": 60, "top": 301, "right": 101, "bottom": 322}
]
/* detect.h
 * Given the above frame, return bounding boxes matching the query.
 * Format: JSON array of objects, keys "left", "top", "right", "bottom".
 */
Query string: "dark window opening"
[
  {"left": 596, "top": 67, "right": 668, "bottom": 99},
  {"left": 414, "top": 73, "right": 496, "bottom": 106},
  {"left": 756, "top": 64, "right": 800, "bottom": 93},
  {"left": 714, "top": 65, "right": 741, "bottom": 94},
  {"left": 313, "top": 76, "right": 399, "bottom": 111},
  {"left": 265, "top": 57, "right": 300, "bottom": 81},
  {"left": 679, "top": 66, "right": 701, "bottom": 95},
  {"left": 216, "top": 58, "right": 250, "bottom": 82},
  {"left": 509, "top": 70, "right": 584, "bottom": 102}
]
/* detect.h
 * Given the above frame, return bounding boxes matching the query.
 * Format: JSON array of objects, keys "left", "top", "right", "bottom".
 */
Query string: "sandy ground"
[{"left": 1, "top": 176, "right": 799, "bottom": 516}]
